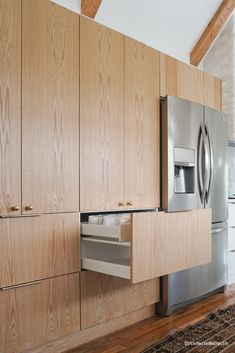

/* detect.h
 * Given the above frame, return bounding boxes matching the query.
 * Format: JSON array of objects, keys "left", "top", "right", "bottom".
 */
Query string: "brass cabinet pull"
[
  {"left": 11, "top": 205, "right": 20, "bottom": 211},
  {"left": 118, "top": 202, "right": 125, "bottom": 206},
  {"left": 127, "top": 201, "right": 133, "bottom": 206},
  {"left": 25, "top": 205, "right": 34, "bottom": 211},
  {"left": 1, "top": 280, "right": 43, "bottom": 291}
]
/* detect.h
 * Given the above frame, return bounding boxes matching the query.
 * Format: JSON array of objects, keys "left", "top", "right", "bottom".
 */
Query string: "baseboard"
[{"left": 23, "top": 304, "right": 156, "bottom": 353}]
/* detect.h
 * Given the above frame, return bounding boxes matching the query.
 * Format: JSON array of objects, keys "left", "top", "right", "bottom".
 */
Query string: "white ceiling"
[{"left": 51, "top": 0, "right": 223, "bottom": 63}]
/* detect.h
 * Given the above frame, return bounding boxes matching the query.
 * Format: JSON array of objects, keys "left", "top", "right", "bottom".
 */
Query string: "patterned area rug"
[{"left": 141, "top": 305, "right": 235, "bottom": 353}]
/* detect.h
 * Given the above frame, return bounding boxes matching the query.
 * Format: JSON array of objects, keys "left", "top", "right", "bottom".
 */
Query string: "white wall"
[{"left": 51, "top": 0, "right": 222, "bottom": 63}]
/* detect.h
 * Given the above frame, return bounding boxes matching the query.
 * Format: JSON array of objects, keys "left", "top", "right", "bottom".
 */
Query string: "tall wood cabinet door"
[
  {"left": 0, "top": 213, "right": 80, "bottom": 288},
  {"left": 80, "top": 17, "right": 125, "bottom": 212},
  {"left": 81, "top": 272, "right": 159, "bottom": 329},
  {"left": 131, "top": 209, "right": 211, "bottom": 283},
  {"left": 22, "top": 0, "right": 80, "bottom": 214},
  {"left": 0, "top": 0, "right": 21, "bottom": 216},
  {"left": 0, "top": 273, "right": 80, "bottom": 353},
  {"left": 125, "top": 38, "right": 160, "bottom": 209}
]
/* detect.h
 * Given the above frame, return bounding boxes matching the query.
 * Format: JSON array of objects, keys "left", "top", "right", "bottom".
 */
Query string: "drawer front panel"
[
  {"left": 81, "top": 271, "right": 159, "bottom": 329},
  {"left": 0, "top": 273, "right": 80, "bottom": 353},
  {"left": 0, "top": 213, "right": 80, "bottom": 288},
  {"left": 132, "top": 209, "right": 211, "bottom": 283}
]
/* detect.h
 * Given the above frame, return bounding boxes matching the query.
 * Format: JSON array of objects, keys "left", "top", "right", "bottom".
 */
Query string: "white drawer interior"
[
  {"left": 228, "top": 228, "right": 235, "bottom": 251},
  {"left": 81, "top": 238, "right": 131, "bottom": 280},
  {"left": 81, "top": 222, "right": 131, "bottom": 242}
]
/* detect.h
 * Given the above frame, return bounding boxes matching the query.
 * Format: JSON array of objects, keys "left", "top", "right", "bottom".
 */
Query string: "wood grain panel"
[
  {"left": 0, "top": 0, "right": 21, "bottom": 215},
  {"left": 203, "top": 71, "right": 222, "bottom": 111},
  {"left": 80, "top": 17, "right": 125, "bottom": 211},
  {"left": 124, "top": 38, "right": 160, "bottom": 209},
  {"left": 132, "top": 209, "right": 211, "bottom": 283},
  {"left": 0, "top": 273, "right": 80, "bottom": 353},
  {"left": 0, "top": 213, "right": 80, "bottom": 288},
  {"left": 22, "top": 0, "right": 80, "bottom": 214},
  {"left": 160, "top": 53, "right": 222, "bottom": 110},
  {"left": 81, "top": 271, "right": 159, "bottom": 329},
  {"left": 160, "top": 53, "right": 204, "bottom": 105},
  {"left": 23, "top": 305, "right": 155, "bottom": 353}
]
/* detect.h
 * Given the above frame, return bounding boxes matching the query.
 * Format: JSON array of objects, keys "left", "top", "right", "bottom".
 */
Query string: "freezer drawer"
[
  {"left": 81, "top": 209, "right": 211, "bottom": 284},
  {"left": 160, "top": 221, "right": 227, "bottom": 310}
]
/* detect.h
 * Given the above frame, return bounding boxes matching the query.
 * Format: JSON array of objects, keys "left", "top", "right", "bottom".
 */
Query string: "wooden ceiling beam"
[
  {"left": 190, "top": 0, "right": 235, "bottom": 66},
  {"left": 81, "top": 0, "right": 102, "bottom": 19}
]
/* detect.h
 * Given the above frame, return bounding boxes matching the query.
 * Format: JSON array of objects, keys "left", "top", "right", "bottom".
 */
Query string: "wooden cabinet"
[
  {"left": 124, "top": 38, "right": 160, "bottom": 209},
  {"left": 81, "top": 209, "right": 211, "bottom": 284},
  {"left": 81, "top": 272, "right": 160, "bottom": 329},
  {"left": 0, "top": 0, "right": 21, "bottom": 216},
  {"left": 160, "top": 53, "right": 221, "bottom": 110},
  {"left": 0, "top": 273, "right": 80, "bottom": 353},
  {"left": 0, "top": 213, "right": 80, "bottom": 288},
  {"left": 80, "top": 18, "right": 160, "bottom": 211},
  {"left": 22, "top": 0, "right": 80, "bottom": 214},
  {"left": 80, "top": 17, "right": 125, "bottom": 212}
]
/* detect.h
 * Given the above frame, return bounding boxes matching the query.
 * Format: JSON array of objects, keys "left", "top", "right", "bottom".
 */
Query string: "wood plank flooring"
[{"left": 70, "top": 284, "right": 235, "bottom": 353}]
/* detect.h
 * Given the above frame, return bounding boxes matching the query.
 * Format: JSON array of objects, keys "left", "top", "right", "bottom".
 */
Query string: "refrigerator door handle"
[
  {"left": 198, "top": 124, "right": 207, "bottom": 204},
  {"left": 205, "top": 124, "right": 213, "bottom": 203},
  {"left": 198, "top": 125, "right": 204, "bottom": 202},
  {"left": 212, "top": 227, "right": 226, "bottom": 234}
]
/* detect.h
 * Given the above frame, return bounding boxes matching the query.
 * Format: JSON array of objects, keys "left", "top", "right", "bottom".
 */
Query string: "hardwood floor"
[{"left": 69, "top": 284, "right": 235, "bottom": 353}]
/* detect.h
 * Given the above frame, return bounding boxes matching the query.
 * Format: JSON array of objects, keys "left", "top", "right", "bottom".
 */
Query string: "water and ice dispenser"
[{"left": 174, "top": 147, "right": 195, "bottom": 194}]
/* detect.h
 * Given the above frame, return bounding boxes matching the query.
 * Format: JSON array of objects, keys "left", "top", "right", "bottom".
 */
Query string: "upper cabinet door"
[
  {"left": 80, "top": 17, "right": 125, "bottom": 212},
  {"left": 22, "top": 0, "right": 80, "bottom": 214},
  {"left": 160, "top": 53, "right": 222, "bottom": 111},
  {"left": 125, "top": 38, "right": 160, "bottom": 209},
  {"left": 0, "top": 0, "right": 21, "bottom": 216}
]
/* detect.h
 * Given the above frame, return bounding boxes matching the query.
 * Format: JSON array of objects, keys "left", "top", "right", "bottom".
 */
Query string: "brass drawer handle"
[
  {"left": 25, "top": 205, "right": 34, "bottom": 211},
  {"left": 127, "top": 201, "right": 133, "bottom": 206},
  {"left": 11, "top": 205, "right": 20, "bottom": 211},
  {"left": 118, "top": 202, "right": 125, "bottom": 207},
  {"left": 1, "top": 280, "right": 43, "bottom": 291}
]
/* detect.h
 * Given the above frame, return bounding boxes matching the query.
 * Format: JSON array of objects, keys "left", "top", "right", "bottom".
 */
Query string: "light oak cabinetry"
[
  {"left": 80, "top": 17, "right": 125, "bottom": 212},
  {"left": 0, "top": 273, "right": 80, "bottom": 353},
  {"left": 125, "top": 38, "right": 160, "bottom": 209},
  {"left": 0, "top": 213, "right": 80, "bottom": 288},
  {"left": 80, "top": 17, "right": 160, "bottom": 211},
  {"left": 81, "top": 272, "right": 159, "bottom": 329},
  {"left": 22, "top": 0, "right": 80, "bottom": 214},
  {"left": 81, "top": 209, "right": 211, "bottom": 284},
  {"left": 0, "top": 0, "right": 21, "bottom": 216},
  {"left": 160, "top": 53, "right": 221, "bottom": 110}
]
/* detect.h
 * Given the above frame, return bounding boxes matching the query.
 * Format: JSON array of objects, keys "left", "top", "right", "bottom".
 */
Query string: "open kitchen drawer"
[{"left": 81, "top": 209, "right": 211, "bottom": 284}]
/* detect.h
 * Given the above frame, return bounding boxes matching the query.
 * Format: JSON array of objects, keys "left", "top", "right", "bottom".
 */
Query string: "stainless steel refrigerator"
[{"left": 158, "top": 95, "right": 228, "bottom": 316}]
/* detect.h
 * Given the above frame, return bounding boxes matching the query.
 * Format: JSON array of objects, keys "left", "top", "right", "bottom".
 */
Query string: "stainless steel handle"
[
  {"left": 198, "top": 124, "right": 207, "bottom": 204},
  {"left": 1, "top": 280, "right": 43, "bottom": 291},
  {"left": 205, "top": 124, "right": 213, "bottom": 203},
  {"left": 231, "top": 249, "right": 235, "bottom": 253},
  {"left": 212, "top": 227, "right": 226, "bottom": 234},
  {"left": 198, "top": 125, "right": 204, "bottom": 202}
]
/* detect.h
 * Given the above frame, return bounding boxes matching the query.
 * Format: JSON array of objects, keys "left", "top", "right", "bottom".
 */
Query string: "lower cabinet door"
[
  {"left": 132, "top": 209, "right": 212, "bottom": 283},
  {"left": 81, "top": 209, "right": 211, "bottom": 284},
  {"left": 81, "top": 271, "right": 159, "bottom": 329},
  {"left": 0, "top": 213, "right": 80, "bottom": 288},
  {"left": 0, "top": 273, "right": 80, "bottom": 353}
]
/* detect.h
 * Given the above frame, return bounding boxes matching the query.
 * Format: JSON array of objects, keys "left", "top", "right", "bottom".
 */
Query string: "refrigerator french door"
[{"left": 159, "top": 96, "right": 228, "bottom": 316}]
